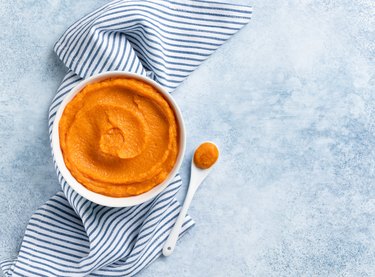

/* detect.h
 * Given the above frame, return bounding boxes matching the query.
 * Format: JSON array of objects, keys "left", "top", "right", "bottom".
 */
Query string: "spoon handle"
[{"left": 162, "top": 187, "right": 196, "bottom": 256}]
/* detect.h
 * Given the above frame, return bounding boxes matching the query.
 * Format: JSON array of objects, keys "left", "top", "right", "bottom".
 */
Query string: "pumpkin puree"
[
  {"left": 59, "top": 78, "right": 179, "bottom": 197},
  {"left": 194, "top": 142, "right": 219, "bottom": 169}
]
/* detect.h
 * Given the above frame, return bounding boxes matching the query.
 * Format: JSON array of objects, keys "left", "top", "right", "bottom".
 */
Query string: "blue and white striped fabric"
[{"left": 1, "top": 1, "right": 251, "bottom": 276}]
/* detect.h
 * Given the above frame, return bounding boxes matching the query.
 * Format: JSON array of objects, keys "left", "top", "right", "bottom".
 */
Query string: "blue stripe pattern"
[{"left": 1, "top": 0, "right": 251, "bottom": 276}]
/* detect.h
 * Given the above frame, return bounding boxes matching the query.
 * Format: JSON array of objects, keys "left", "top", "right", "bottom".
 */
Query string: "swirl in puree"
[{"left": 59, "top": 78, "right": 179, "bottom": 197}]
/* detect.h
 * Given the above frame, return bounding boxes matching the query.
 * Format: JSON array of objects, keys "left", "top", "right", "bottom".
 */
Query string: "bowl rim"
[{"left": 51, "top": 71, "right": 186, "bottom": 207}]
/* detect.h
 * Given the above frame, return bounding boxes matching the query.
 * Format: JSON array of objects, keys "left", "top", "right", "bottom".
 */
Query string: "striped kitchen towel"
[{"left": 0, "top": 0, "right": 252, "bottom": 276}]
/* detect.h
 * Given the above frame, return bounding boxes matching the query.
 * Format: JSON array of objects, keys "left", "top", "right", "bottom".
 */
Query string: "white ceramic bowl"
[{"left": 52, "top": 71, "right": 186, "bottom": 207}]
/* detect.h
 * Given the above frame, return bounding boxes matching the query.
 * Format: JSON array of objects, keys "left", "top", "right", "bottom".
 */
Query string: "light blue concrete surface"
[{"left": 0, "top": 0, "right": 374, "bottom": 276}]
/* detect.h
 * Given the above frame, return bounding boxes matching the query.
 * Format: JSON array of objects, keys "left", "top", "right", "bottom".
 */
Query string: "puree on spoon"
[
  {"left": 59, "top": 78, "right": 179, "bottom": 197},
  {"left": 193, "top": 142, "right": 219, "bottom": 169}
]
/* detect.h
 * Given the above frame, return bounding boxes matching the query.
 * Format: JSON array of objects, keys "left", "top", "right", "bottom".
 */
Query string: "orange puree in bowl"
[
  {"left": 194, "top": 142, "right": 219, "bottom": 169},
  {"left": 59, "top": 78, "right": 179, "bottom": 197}
]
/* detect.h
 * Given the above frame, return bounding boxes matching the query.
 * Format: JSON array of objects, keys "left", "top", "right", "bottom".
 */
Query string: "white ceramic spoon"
[{"left": 162, "top": 142, "right": 218, "bottom": 256}]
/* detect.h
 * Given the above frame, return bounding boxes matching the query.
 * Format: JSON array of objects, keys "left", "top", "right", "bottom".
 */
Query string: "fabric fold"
[
  {"left": 1, "top": 0, "right": 251, "bottom": 276},
  {"left": 54, "top": 0, "right": 252, "bottom": 90}
]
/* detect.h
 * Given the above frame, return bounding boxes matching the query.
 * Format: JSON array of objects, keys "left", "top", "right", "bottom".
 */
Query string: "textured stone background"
[{"left": 0, "top": 0, "right": 374, "bottom": 276}]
